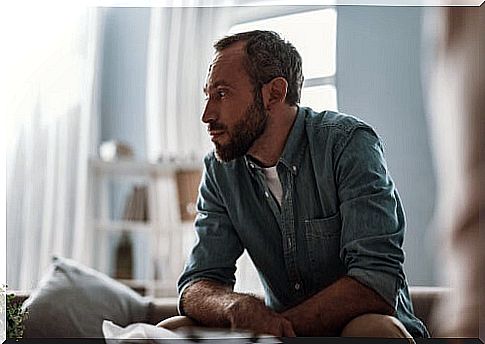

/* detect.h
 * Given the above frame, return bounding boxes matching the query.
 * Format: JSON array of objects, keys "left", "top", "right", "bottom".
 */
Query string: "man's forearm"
[
  {"left": 181, "top": 280, "right": 296, "bottom": 336},
  {"left": 282, "top": 276, "right": 394, "bottom": 336},
  {"left": 180, "top": 279, "right": 263, "bottom": 328}
]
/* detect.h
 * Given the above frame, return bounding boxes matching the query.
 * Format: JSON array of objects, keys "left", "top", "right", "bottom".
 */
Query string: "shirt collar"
[
  {"left": 244, "top": 155, "right": 261, "bottom": 177},
  {"left": 244, "top": 106, "right": 307, "bottom": 176},
  {"left": 278, "top": 106, "right": 307, "bottom": 176}
]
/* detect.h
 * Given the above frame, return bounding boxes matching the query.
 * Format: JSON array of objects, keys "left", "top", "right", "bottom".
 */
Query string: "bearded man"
[{"left": 160, "top": 30, "right": 429, "bottom": 339}]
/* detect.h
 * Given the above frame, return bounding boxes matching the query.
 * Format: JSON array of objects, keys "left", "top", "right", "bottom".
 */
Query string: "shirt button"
[
  {"left": 292, "top": 166, "right": 297, "bottom": 173},
  {"left": 264, "top": 191, "right": 269, "bottom": 198},
  {"left": 294, "top": 283, "right": 301, "bottom": 290},
  {"left": 250, "top": 163, "right": 254, "bottom": 168}
]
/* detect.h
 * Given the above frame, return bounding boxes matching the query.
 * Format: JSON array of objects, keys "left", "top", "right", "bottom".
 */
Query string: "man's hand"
[
  {"left": 226, "top": 295, "right": 296, "bottom": 337},
  {"left": 181, "top": 280, "right": 295, "bottom": 337}
]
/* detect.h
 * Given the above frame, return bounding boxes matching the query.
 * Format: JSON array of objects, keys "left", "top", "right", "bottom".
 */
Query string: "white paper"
[{"left": 102, "top": 320, "right": 282, "bottom": 343}]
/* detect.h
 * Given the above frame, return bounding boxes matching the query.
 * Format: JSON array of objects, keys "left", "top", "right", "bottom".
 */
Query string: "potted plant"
[{"left": 1, "top": 284, "right": 27, "bottom": 339}]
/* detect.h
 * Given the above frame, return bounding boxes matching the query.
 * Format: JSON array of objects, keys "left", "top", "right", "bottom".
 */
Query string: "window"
[{"left": 228, "top": 8, "right": 337, "bottom": 112}]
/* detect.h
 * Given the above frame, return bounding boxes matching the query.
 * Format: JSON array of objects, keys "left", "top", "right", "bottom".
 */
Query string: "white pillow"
[{"left": 22, "top": 256, "right": 151, "bottom": 338}]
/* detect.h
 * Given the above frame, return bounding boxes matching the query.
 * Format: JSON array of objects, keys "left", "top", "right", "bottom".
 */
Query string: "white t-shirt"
[{"left": 262, "top": 166, "right": 283, "bottom": 206}]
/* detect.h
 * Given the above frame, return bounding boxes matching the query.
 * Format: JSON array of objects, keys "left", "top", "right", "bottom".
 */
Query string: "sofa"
[
  {"left": 10, "top": 257, "right": 449, "bottom": 338},
  {"left": 12, "top": 287, "right": 449, "bottom": 337}
]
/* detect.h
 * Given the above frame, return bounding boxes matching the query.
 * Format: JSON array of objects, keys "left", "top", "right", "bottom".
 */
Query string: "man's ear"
[{"left": 261, "top": 77, "right": 288, "bottom": 110}]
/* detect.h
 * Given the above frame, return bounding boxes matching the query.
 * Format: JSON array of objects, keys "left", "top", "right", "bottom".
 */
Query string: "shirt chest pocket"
[{"left": 304, "top": 212, "right": 346, "bottom": 282}]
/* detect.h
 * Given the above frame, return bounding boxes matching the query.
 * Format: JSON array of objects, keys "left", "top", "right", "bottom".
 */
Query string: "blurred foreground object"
[
  {"left": 426, "top": 6, "right": 484, "bottom": 339},
  {"left": 99, "top": 140, "right": 134, "bottom": 161}
]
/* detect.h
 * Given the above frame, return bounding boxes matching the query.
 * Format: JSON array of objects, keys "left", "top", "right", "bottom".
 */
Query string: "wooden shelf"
[
  {"left": 95, "top": 220, "right": 152, "bottom": 232},
  {"left": 89, "top": 157, "right": 202, "bottom": 297},
  {"left": 90, "top": 158, "right": 201, "bottom": 177}
]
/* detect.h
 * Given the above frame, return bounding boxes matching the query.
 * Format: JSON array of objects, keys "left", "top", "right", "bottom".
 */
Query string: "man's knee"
[
  {"left": 156, "top": 315, "right": 199, "bottom": 331},
  {"left": 341, "top": 313, "right": 414, "bottom": 342}
]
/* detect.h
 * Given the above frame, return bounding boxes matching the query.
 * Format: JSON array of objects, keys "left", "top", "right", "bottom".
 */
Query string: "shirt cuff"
[
  {"left": 177, "top": 278, "right": 203, "bottom": 316},
  {"left": 347, "top": 268, "right": 402, "bottom": 310}
]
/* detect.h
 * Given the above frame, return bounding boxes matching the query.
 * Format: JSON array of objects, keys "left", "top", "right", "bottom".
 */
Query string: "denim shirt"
[{"left": 178, "top": 107, "right": 429, "bottom": 337}]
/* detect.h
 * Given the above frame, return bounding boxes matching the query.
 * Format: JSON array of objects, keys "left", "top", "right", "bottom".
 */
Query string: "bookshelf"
[{"left": 88, "top": 157, "right": 202, "bottom": 297}]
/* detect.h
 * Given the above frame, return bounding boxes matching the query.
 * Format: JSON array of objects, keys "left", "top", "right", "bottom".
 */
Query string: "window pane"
[
  {"left": 300, "top": 85, "right": 337, "bottom": 112},
  {"left": 229, "top": 9, "right": 336, "bottom": 78}
]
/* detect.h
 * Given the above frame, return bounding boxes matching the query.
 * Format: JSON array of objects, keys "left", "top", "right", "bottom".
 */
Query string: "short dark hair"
[{"left": 214, "top": 30, "right": 304, "bottom": 106}]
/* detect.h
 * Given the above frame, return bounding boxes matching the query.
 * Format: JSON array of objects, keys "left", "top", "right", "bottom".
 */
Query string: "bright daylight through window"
[{"left": 229, "top": 8, "right": 337, "bottom": 112}]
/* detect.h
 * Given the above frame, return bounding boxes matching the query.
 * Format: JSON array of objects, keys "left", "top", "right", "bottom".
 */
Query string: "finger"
[
  {"left": 157, "top": 315, "right": 198, "bottom": 330},
  {"left": 267, "top": 325, "right": 283, "bottom": 338},
  {"left": 275, "top": 320, "right": 289, "bottom": 337},
  {"left": 283, "top": 320, "right": 296, "bottom": 337}
]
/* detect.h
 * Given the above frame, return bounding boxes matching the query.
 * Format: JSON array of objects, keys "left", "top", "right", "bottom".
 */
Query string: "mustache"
[{"left": 208, "top": 122, "right": 226, "bottom": 131}]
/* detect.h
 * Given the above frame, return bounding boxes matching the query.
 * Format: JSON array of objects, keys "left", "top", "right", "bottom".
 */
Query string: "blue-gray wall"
[
  {"left": 100, "top": 8, "right": 150, "bottom": 158},
  {"left": 99, "top": 8, "right": 151, "bottom": 280},
  {"left": 336, "top": 6, "right": 437, "bottom": 285}
]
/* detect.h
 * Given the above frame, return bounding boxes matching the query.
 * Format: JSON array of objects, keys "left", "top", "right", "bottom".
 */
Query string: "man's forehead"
[
  {"left": 209, "top": 43, "right": 246, "bottom": 72},
  {"left": 212, "top": 41, "right": 246, "bottom": 62},
  {"left": 205, "top": 43, "right": 248, "bottom": 88}
]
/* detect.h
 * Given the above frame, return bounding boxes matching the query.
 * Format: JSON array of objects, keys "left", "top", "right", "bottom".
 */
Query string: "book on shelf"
[{"left": 115, "top": 184, "right": 150, "bottom": 280}]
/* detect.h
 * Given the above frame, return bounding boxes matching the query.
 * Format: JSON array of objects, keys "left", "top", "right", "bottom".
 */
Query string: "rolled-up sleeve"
[
  {"left": 177, "top": 156, "right": 244, "bottom": 315},
  {"left": 336, "top": 127, "right": 406, "bottom": 310}
]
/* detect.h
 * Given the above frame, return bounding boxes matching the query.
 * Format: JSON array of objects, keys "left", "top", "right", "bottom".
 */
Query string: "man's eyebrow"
[
  {"left": 203, "top": 80, "right": 232, "bottom": 94},
  {"left": 214, "top": 80, "right": 230, "bottom": 88}
]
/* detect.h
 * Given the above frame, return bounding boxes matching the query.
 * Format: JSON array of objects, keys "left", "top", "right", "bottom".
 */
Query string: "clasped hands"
[{"left": 225, "top": 295, "right": 296, "bottom": 337}]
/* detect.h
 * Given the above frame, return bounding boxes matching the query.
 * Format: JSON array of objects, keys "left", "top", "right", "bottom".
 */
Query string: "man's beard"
[{"left": 213, "top": 91, "right": 268, "bottom": 162}]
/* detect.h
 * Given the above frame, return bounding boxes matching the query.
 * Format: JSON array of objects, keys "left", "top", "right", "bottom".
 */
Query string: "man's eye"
[{"left": 217, "top": 90, "right": 226, "bottom": 98}]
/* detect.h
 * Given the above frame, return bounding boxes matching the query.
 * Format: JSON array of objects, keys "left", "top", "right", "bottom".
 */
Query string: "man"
[{"left": 161, "top": 30, "right": 428, "bottom": 338}]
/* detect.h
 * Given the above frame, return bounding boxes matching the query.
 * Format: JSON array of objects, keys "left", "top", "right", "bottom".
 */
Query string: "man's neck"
[{"left": 247, "top": 106, "right": 298, "bottom": 168}]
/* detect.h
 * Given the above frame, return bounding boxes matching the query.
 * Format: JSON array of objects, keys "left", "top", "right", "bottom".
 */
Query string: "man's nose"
[{"left": 201, "top": 100, "right": 217, "bottom": 124}]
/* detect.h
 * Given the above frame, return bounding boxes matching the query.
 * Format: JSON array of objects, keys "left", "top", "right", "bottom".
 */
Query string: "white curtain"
[
  {"left": 6, "top": 6, "right": 103, "bottom": 290},
  {"left": 145, "top": 4, "right": 265, "bottom": 296},
  {"left": 145, "top": 5, "right": 231, "bottom": 162},
  {"left": 144, "top": 4, "right": 228, "bottom": 290}
]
